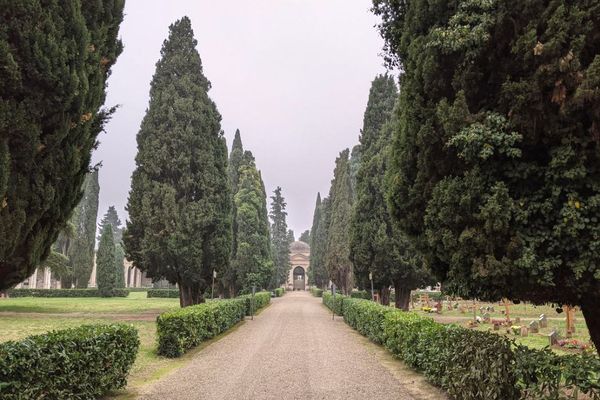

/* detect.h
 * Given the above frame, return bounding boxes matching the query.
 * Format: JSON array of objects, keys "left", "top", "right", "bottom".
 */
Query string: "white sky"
[{"left": 93, "top": 0, "right": 388, "bottom": 237}]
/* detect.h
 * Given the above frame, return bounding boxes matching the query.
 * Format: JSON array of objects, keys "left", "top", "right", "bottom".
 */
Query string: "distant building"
[{"left": 288, "top": 241, "right": 310, "bottom": 290}]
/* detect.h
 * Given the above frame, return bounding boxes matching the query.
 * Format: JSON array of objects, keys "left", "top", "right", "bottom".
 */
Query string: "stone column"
[
  {"left": 30, "top": 268, "right": 38, "bottom": 289},
  {"left": 44, "top": 268, "right": 51, "bottom": 289}
]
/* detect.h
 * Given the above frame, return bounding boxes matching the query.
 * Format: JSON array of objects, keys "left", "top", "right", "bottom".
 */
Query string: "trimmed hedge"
[
  {"left": 6, "top": 288, "right": 129, "bottom": 298},
  {"left": 310, "top": 287, "right": 323, "bottom": 297},
  {"left": 350, "top": 290, "right": 371, "bottom": 299},
  {"left": 325, "top": 296, "right": 600, "bottom": 400},
  {"left": 0, "top": 324, "right": 139, "bottom": 399},
  {"left": 156, "top": 292, "right": 271, "bottom": 358},
  {"left": 274, "top": 288, "right": 285, "bottom": 297},
  {"left": 147, "top": 289, "right": 179, "bottom": 298}
]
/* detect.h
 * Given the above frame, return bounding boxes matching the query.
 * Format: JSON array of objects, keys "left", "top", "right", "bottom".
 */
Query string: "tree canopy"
[
  {"left": 0, "top": 0, "right": 124, "bottom": 290},
  {"left": 308, "top": 193, "right": 329, "bottom": 288},
  {"left": 269, "top": 187, "right": 291, "bottom": 288},
  {"left": 96, "top": 223, "right": 116, "bottom": 297},
  {"left": 124, "top": 17, "right": 231, "bottom": 307},
  {"left": 374, "top": 0, "right": 600, "bottom": 347}
]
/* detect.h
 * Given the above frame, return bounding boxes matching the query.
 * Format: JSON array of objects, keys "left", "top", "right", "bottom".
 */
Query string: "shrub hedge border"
[
  {"left": 0, "top": 324, "right": 139, "bottom": 399},
  {"left": 274, "top": 288, "right": 285, "bottom": 297},
  {"left": 147, "top": 288, "right": 179, "bottom": 298},
  {"left": 310, "top": 287, "right": 323, "bottom": 297},
  {"left": 323, "top": 293, "right": 600, "bottom": 399},
  {"left": 6, "top": 288, "right": 130, "bottom": 298}
]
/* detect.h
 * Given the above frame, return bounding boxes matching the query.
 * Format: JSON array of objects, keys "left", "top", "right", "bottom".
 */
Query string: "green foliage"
[
  {"left": 237, "top": 291, "right": 271, "bottom": 315},
  {"left": 308, "top": 194, "right": 330, "bottom": 288},
  {"left": 156, "top": 299, "right": 245, "bottom": 357},
  {"left": 269, "top": 187, "right": 291, "bottom": 288},
  {"left": 233, "top": 155, "right": 273, "bottom": 293},
  {"left": 342, "top": 298, "right": 396, "bottom": 344},
  {"left": 147, "top": 289, "right": 180, "bottom": 298},
  {"left": 114, "top": 244, "right": 125, "bottom": 288},
  {"left": 226, "top": 129, "right": 244, "bottom": 294},
  {"left": 96, "top": 224, "right": 116, "bottom": 297},
  {"left": 299, "top": 230, "right": 310, "bottom": 243},
  {"left": 374, "top": 0, "right": 600, "bottom": 348},
  {"left": 325, "top": 150, "right": 354, "bottom": 294},
  {"left": 287, "top": 229, "right": 295, "bottom": 244},
  {"left": 98, "top": 205, "right": 123, "bottom": 243},
  {"left": 6, "top": 288, "right": 129, "bottom": 298},
  {"left": 0, "top": 0, "right": 124, "bottom": 290},
  {"left": 274, "top": 288, "right": 285, "bottom": 297},
  {"left": 0, "top": 324, "right": 139, "bottom": 399},
  {"left": 124, "top": 17, "right": 231, "bottom": 307},
  {"left": 350, "top": 290, "right": 371, "bottom": 300},
  {"left": 322, "top": 291, "right": 345, "bottom": 315},
  {"left": 310, "top": 287, "right": 323, "bottom": 297}
]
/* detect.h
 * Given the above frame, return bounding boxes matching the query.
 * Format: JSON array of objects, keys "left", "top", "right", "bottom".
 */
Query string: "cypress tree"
[
  {"left": 269, "top": 187, "right": 291, "bottom": 287},
  {"left": 99, "top": 206, "right": 125, "bottom": 288},
  {"left": 0, "top": 1, "right": 124, "bottom": 290},
  {"left": 233, "top": 154, "right": 273, "bottom": 292},
  {"left": 71, "top": 170, "right": 100, "bottom": 288},
  {"left": 325, "top": 149, "right": 354, "bottom": 294},
  {"left": 124, "top": 17, "right": 231, "bottom": 307},
  {"left": 114, "top": 244, "right": 125, "bottom": 288},
  {"left": 299, "top": 230, "right": 310, "bottom": 244},
  {"left": 96, "top": 224, "right": 116, "bottom": 297},
  {"left": 287, "top": 230, "right": 295, "bottom": 244},
  {"left": 308, "top": 193, "right": 328, "bottom": 288},
  {"left": 375, "top": 0, "right": 600, "bottom": 348}
]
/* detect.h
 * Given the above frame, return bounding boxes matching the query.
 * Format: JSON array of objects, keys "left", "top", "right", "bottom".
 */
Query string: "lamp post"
[
  {"left": 369, "top": 271, "right": 374, "bottom": 302},
  {"left": 211, "top": 269, "right": 217, "bottom": 300}
]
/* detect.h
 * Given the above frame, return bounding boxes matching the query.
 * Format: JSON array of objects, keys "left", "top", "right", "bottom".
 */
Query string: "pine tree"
[
  {"left": 375, "top": 0, "right": 600, "bottom": 348},
  {"left": 0, "top": 1, "right": 124, "bottom": 290},
  {"left": 96, "top": 224, "right": 116, "bottom": 297},
  {"left": 325, "top": 149, "right": 354, "bottom": 294},
  {"left": 233, "top": 154, "right": 273, "bottom": 292},
  {"left": 124, "top": 17, "right": 231, "bottom": 307},
  {"left": 71, "top": 170, "right": 100, "bottom": 288},
  {"left": 299, "top": 230, "right": 310, "bottom": 244},
  {"left": 99, "top": 206, "right": 125, "bottom": 288},
  {"left": 269, "top": 187, "right": 291, "bottom": 287}
]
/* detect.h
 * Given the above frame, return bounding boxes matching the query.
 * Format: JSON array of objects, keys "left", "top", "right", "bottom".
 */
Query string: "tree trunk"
[
  {"left": 394, "top": 285, "right": 411, "bottom": 311},
  {"left": 380, "top": 286, "right": 390, "bottom": 306},
  {"left": 580, "top": 299, "right": 600, "bottom": 355}
]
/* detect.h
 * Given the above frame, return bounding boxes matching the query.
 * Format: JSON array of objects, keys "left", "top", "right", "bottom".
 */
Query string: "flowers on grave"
[
  {"left": 511, "top": 326, "right": 522, "bottom": 335},
  {"left": 556, "top": 339, "right": 589, "bottom": 350},
  {"left": 421, "top": 306, "right": 433, "bottom": 313}
]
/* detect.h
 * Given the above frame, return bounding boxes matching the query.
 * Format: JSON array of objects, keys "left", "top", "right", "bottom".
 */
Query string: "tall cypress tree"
[
  {"left": 299, "top": 230, "right": 310, "bottom": 244},
  {"left": 0, "top": 1, "right": 124, "bottom": 290},
  {"left": 311, "top": 196, "right": 331, "bottom": 289},
  {"left": 233, "top": 154, "right": 273, "bottom": 292},
  {"left": 375, "top": 0, "right": 600, "bottom": 347},
  {"left": 96, "top": 224, "right": 116, "bottom": 297},
  {"left": 269, "top": 187, "right": 291, "bottom": 287},
  {"left": 225, "top": 129, "right": 243, "bottom": 296},
  {"left": 99, "top": 206, "right": 125, "bottom": 288},
  {"left": 71, "top": 170, "right": 100, "bottom": 288},
  {"left": 124, "top": 17, "right": 231, "bottom": 307},
  {"left": 287, "top": 230, "right": 295, "bottom": 244},
  {"left": 325, "top": 149, "right": 354, "bottom": 294}
]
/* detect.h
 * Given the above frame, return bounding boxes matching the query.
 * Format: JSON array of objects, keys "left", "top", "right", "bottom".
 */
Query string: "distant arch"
[{"left": 293, "top": 266, "right": 305, "bottom": 290}]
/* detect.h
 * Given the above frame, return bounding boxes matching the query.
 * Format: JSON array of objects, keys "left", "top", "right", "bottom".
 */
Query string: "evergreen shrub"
[
  {"left": 274, "top": 288, "right": 285, "bottom": 297},
  {"left": 310, "top": 287, "right": 323, "bottom": 297},
  {"left": 7, "top": 288, "right": 129, "bottom": 298},
  {"left": 324, "top": 295, "right": 600, "bottom": 399},
  {"left": 147, "top": 289, "right": 179, "bottom": 298},
  {"left": 238, "top": 292, "right": 271, "bottom": 315},
  {"left": 0, "top": 324, "right": 139, "bottom": 399}
]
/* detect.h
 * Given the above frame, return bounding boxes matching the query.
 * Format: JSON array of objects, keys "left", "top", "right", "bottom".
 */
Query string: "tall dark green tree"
[
  {"left": 96, "top": 223, "right": 116, "bottom": 297},
  {"left": 225, "top": 129, "right": 244, "bottom": 295},
  {"left": 325, "top": 149, "right": 354, "bottom": 294},
  {"left": 269, "top": 187, "right": 291, "bottom": 287},
  {"left": 375, "top": 0, "right": 600, "bottom": 348},
  {"left": 308, "top": 193, "right": 329, "bottom": 288},
  {"left": 71, "top": 170, "right": 100, "bottom": 288},
  {"left": 233, "top": 154, "right": 273, "bottom": 292},
  {"left": 299, "top": 230, "right": 310, "bottom": 244},
  {"left": 99, "top": 206, "right": 125, "bottom": 288},
  {"left": 287, "top": 229, "right": 295, "bottom": 244},
  {"left": 124, "top": 17, "right": 231, "bottom": 307},
  {"left": 350, "top": 75, "right": 429, "bottom": 308},
  {"left": 0, "top": 1, "right": 124, "bottom": 290}
]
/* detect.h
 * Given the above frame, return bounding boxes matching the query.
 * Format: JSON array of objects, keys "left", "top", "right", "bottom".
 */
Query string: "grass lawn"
[{"left": 0, "top": 292, "right": 193, "bottom": 398}]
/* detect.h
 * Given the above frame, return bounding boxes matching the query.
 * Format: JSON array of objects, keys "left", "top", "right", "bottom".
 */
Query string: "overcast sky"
[{"left": 93, "top": 0, "right": 388, "bottom": 239}]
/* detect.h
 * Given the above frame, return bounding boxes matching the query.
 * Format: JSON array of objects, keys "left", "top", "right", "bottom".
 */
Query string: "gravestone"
[
  {"left": 549, "top": 329, "right": 560, "bottom": 346},
  {"left": 493, "top": 323, "right": 500, "bottom": 331},
  {"left": 529, "top": 320, "right": 539, "bottom": 333},
  {"left": 489, "top": 306, "right": 495, "bottom": 312},
  {"left": 520, "top": 326, "right": 529, "bottom": 337},
  {"left": 539, "top": 314, "right": 548, "bottom": 328},
  {"left": 482, "top": 312, "right": 491, "bottom": 323},
  {"left": 515, "top": 317, "right": 521, "bottom": 323}
]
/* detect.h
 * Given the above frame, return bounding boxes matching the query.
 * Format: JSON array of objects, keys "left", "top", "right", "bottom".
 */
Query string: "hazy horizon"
[{"left": 92, "top": 0, "right": 389, "bottom": 239}]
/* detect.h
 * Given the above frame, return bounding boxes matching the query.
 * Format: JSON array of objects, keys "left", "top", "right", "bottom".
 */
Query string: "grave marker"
[
  {"left": 539, "top": 314, "right": 548, "bottom": 329},
  {"left": 529, "top": 320, "right": 539, "bottom": 333}
]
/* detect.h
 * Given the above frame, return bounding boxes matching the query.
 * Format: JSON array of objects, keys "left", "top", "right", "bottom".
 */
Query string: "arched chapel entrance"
[{"left": 293, "top": 266, "right": 305, "bottom": 290}]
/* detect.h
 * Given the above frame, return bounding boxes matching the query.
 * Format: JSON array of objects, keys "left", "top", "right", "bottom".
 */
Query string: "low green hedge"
[
  {"left": 350, "top": 290, "right": 371, "bottom": 299},
  {"left": 238, "top": 292, "right": 271, "bottom": 315},
  {"left": 310, "top": 287, "right": 323, "bottom": 297},
  {"left": 324, "top": 296, "right": 600, "bottom": 399},
  {"left": 0, "top": 324, "right": 139, "bottom": 399},
  {"left": 274, "top": 288, "right": 285, "bottom": 297},
  {"left": 157, "top": 299, "right": 246, "bottom": 357},
  {"left": 147, "top": 288, "right": 179, "bottom": 298},
  {"left": 6, "top": 288, "right": 129, "bottom": 298}
]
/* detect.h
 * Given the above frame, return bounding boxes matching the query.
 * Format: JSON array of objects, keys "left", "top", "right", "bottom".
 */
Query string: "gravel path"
[{"left": 138, "top": 291, "right": 445, "bottom": 400}]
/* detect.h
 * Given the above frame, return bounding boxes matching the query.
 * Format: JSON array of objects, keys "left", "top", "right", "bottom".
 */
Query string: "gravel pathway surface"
[{"left": 138, "top": 291, "right": 445, "bottom": 400}]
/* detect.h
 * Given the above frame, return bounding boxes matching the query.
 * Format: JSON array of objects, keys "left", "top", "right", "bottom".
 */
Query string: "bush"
[
  {"left": 147, "top": 289, "right": 179, "bottom": 298},
  {"left": 157, "top": 299, "right": 246, "bottom": 357},
  {"left": 350, "top": 290, "right": 371, "bottom": 299},
  {"left": 274, "top": 288, "right": 285, "bottom": 297},
  {"left": 323, "top": 294, "right": 600, "bottom": 399},
  {"left": 6, "top": 288, "right": 129, "bottom": 298},
  {"left": 238, "top": 291, "right": 271, "bottom": 315},
  {"left": 0, "top": 324, "right": 139, "bottom": 399},
  {"left": 310, "top": 287, "right": 323, "bottom": 297}
]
